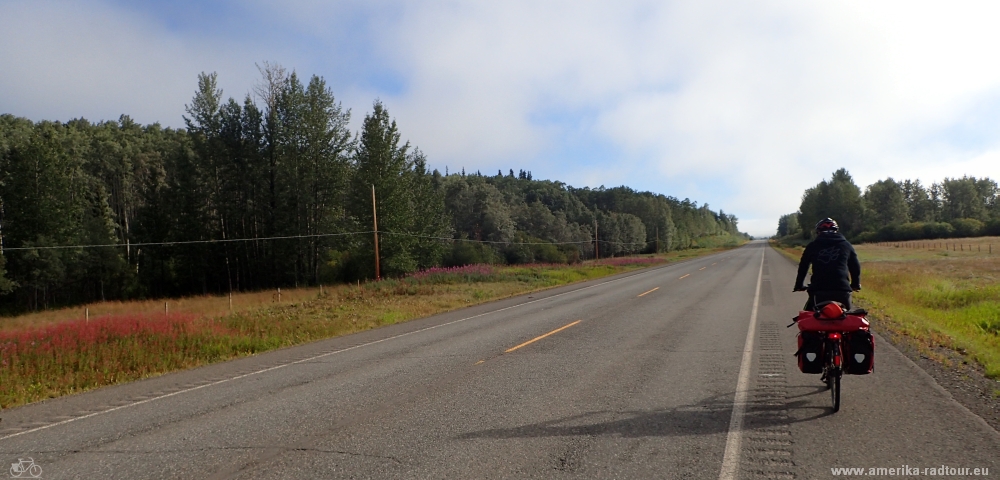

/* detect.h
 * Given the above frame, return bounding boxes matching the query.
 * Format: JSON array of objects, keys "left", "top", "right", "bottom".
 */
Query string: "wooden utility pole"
[
  {"left": 594, "top": 219, "right": 599, "bottom": 260},
  {"left": 372, "top": 185, "right": 381, "bottom": 280}
]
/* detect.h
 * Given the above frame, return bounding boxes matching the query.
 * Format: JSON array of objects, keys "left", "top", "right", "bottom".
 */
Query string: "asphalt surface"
[{"left": 1, "top": 241, "right": 998, "bottom": 479}]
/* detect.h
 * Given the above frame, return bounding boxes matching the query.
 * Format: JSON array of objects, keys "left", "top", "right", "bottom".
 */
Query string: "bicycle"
[{"left": 790, "top": 289, "right": 873, "bottom": 412}]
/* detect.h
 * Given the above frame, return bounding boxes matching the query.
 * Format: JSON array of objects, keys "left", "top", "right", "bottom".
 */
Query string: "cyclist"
[{"left": 793, "top": 217, "right": 861, "bottom": 310}]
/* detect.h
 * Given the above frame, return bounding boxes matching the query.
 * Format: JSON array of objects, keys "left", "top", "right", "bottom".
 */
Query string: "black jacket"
[{"left": 794, "top": 232, "right": 861, "bottom": 292}]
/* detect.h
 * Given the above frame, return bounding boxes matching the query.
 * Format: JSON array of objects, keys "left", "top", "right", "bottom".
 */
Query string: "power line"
[
  {"left": 375, "top": 231, "right": 649, "bottom": 247},
  {"left": 2, "top": 231, "right": 375, "bottom": 251},
  {"left": 3, "top": 229, "right": 650, "bottom": 252}
]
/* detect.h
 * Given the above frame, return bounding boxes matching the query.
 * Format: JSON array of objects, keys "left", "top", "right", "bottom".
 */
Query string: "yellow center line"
[
  {"left": 699, "top": 267, "right": 706, "bottom": 270},
  {"left": 637, "top": 287, "right": 660, "bottom": 297},
  {"left": 712, "top": 263, "right": 717, "bottom": 266},
  {"left": 505, "top": 320, "right": 582, "bottom": 353},
  {"left": 679, "top": 274, "right": 690, "bottom": 279}
]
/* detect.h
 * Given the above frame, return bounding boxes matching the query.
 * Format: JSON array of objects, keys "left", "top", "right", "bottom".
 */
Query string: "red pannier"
[
  {"left": 843, "top": 330, "right": 875, "bottom": 375},
  {"left": 796, "top": 331, "right": 824, "bottom": 374},
  {"left": 794, "top": 305, "right": 875, "bottom": 375},
  {"left": 794, "top": 310, "right": 869, "bottom": 333}
]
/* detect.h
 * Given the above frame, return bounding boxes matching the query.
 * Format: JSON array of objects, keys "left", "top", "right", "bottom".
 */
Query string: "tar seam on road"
[
  {"left": 504, "top": 320, "right": 582, "bottom": 353},
  {"left": 0, "top": 260, "right": 683, "bottom": 442},
  {"left": 679, "top": 274, "right": 691, "bottom": 279},
  {"left": 637, "top": 287, "right": 660, "bottom": 297},
  {"left": 718, "top": 245, "right": 765, "bottom": 480}
]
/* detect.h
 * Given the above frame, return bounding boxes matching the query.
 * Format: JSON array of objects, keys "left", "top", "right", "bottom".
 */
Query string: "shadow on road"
[{"left": 459, "top": 386, "right": 837, "bottom": 441}]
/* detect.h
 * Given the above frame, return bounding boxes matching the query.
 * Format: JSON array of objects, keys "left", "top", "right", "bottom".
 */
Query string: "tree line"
[
  {"left": 777, "top": 168, "right": 1000, "bottom": 242},
  {"left": 0, "top": 66, "right": 746, "bottom": 312}
]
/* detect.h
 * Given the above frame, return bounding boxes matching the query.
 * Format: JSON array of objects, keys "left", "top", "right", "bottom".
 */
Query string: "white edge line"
[
  {"left": 1, "top": 256, "right": 708, "bottom": 442},
  {"left": 718, "top": 245, "right": 765, "bottom": 480}
]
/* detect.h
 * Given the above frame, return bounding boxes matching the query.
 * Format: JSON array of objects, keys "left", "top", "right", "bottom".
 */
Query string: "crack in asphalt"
[{"left": 289, "top": 447, "right": 404, "bottom": 464}]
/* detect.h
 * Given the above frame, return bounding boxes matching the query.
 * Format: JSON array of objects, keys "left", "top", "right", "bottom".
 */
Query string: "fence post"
[{"left": 165, "top": 302, "right": 168, "bottom": 316}]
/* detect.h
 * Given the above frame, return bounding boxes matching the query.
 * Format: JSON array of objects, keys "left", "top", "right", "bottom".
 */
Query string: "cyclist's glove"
[{"left": 851, "top": 284, "right": 861, "bottom": 291}]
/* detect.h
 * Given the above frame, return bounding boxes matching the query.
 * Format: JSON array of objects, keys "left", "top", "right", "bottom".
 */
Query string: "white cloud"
[
  {"left": 0, "top": 1, "right": 292, "bottom": 126},
  {"left": 4, "top": 1, "right": 1000, "bottom": 237},
  {"left": 368, "top": 1, "right": 952, "bottom": 235}
]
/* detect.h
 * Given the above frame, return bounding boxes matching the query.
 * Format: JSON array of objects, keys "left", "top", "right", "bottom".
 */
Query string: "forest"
[
  {"left": 0, "top": 67, "right": 745, "bottom": 312},
  {"left": 777, "top": 168, "right": 1000, "bottom": 243}
]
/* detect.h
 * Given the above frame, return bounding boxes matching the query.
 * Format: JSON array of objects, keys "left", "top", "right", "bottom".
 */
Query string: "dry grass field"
[{"left": 0, "top": 287, "right": 324, "bottom": 333}]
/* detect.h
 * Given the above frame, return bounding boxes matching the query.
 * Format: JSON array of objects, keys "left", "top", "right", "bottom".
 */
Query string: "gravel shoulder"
[{"left": 876, "top": 326, "right": 1000, "bottom": 432}]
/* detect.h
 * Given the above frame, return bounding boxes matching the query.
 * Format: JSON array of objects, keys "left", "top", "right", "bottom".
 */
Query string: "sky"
[{"left": 3, "top": 1, "right": 1000, "bottom": 237}]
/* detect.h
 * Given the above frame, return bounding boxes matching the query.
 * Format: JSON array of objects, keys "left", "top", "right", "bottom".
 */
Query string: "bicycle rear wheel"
[{"left": 829, "top": 373, "right": 841, "bottom": 412}]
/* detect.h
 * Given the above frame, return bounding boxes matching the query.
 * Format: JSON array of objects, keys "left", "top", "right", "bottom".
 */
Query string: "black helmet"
[{"left": 815, "top": 218, "right": 839, "bottom": 233}]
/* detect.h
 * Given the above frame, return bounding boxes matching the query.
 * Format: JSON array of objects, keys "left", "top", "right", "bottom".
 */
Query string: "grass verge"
[{"left": 0, "top": 247, "right": 734, "bottom": 409}]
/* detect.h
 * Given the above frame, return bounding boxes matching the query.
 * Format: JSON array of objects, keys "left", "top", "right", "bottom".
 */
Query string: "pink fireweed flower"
[
  {"left": 410, "top": 264, "right": 495, "bottom": 280},
  {"left": 0, "top": 312, "right": 216, "bottom": 374}
]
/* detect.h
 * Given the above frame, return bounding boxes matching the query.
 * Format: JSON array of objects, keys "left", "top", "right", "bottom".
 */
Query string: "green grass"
[{"left": 854, "top": 261, "right": 1000, "bottom": 378}]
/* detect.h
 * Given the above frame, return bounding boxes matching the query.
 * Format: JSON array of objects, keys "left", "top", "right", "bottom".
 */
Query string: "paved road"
[{"left": 2, "top": 242, "right": 998, "bottom": 479}]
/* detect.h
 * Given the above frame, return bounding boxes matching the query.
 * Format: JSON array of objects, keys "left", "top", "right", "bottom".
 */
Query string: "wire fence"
[{"left": 872, "top": 241, "right": 993, "bottom": 254}]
